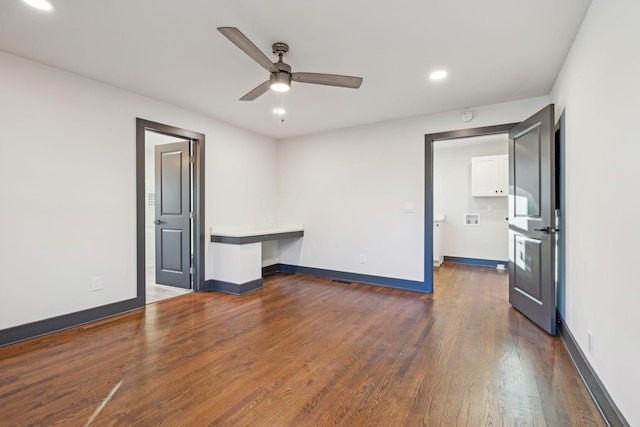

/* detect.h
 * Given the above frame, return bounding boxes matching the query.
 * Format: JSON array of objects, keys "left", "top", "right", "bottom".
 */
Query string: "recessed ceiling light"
[
  {"left": 429, "top": 70, "right": 448, "bottom": 81},
  {"left": 23, "top": 0, "right": 53, "bottom": 11}
]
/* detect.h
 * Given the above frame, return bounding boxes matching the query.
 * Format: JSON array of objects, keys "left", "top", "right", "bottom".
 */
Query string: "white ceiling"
[{"left": 0, "top": 0, "right": 592, "bottom": 139}]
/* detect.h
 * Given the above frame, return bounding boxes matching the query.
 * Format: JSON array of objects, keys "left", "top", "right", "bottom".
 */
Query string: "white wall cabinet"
[{"left": 471, "top": 154, "right": 508, "bottom": 197}]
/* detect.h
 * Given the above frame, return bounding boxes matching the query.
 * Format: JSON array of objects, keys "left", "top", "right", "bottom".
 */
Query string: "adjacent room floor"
[
  {"left": 145, "top": 266, "right": 191, "bottom": 304},
  {"left": 0, "top": 264, "right": 605, "bottom": 426}
]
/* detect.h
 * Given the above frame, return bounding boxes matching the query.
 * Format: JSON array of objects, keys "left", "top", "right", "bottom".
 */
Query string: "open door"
[
  {"left": 155, "top": 140, "right": 191, "bottom": 289},
  {"left": 508, "top": 105, "right": 556, "bottom": 335}
]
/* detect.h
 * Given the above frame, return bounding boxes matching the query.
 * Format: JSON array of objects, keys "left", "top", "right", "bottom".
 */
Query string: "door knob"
[{"left": 153, "top": 220, "right": 162, "bottom": 224}]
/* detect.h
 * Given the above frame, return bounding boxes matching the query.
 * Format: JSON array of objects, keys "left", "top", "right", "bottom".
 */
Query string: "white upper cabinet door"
[
  {"left": 471, "top": 154, "right": 508, "bottom": 197},
  {"left": 499, "top": 154, "right": 509, "bottom": 194}
]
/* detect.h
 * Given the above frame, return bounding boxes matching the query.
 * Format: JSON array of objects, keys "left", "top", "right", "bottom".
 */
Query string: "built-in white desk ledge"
[
  {"left": 210, "top": 225, "right": 304, "bottom": 244},
  {"left": 208, "top": 225, "right": 304, "bottom": 295}
]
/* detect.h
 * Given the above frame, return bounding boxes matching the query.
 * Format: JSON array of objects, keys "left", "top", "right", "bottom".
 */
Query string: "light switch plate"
[{"left": 404, "top": 202, "right": 414, "bottom": 213}]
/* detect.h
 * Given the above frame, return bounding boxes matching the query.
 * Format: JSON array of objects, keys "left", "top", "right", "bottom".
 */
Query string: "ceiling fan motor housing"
[
  {"left": 271, "top": 45, "right": 292, "bottom": 88},
  {"left": 274, "top": 60, "right": 291, "bottom": 73}
]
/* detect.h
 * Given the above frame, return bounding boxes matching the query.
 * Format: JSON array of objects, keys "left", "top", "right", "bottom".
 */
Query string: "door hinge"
[
  {"left": 190, "top": 267, "right": 194, "bottom": 275},
  {"left": 189, "top": 156, "right": 195, "bottom": 163},
  {"left": 189, "top": 211, "right": 194, "bottom": 219}
]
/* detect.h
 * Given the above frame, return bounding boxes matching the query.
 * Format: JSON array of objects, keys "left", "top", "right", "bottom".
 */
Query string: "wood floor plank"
[{"left": 0, "top": 264, "right": 605, "bottom": 426}]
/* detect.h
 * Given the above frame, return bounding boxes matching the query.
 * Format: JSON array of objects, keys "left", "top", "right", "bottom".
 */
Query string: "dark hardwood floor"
[{"left": 0, "top": 264, "right": 604, "bottom": 426}]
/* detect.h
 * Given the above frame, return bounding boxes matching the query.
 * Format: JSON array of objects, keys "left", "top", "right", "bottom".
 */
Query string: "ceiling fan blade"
[
  {"left": 217, "top": 27, "right": 279, "bottom": 73},
  {"left": 240, "top": 80, "right": 271, "bottom": 101},
  {"left": 292, "top": 73, "right": 363, "bottom": 89}
]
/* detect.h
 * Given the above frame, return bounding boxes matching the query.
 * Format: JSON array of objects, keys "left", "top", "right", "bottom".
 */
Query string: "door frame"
[
  {"left": 555, "top": 110, "right": 566, "bottom": 318},
  {"left": 136, "top": 118, "right": 206, "bottom": 300},
  {"left": 424, "top": 123, "right": 516, "bottom": 292}
]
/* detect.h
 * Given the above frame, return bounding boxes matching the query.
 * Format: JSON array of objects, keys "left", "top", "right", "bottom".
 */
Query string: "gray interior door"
[
  {"left": 155, "top": 141, "right": 191, "bottom": 289},
  {"left": 508, "top": 105, "right": 556, "bottom": 335}
]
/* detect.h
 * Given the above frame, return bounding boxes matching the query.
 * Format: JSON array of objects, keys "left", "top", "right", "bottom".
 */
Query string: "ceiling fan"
[{"left": 217, "top": 27, "right": 363, "bottom": 101}]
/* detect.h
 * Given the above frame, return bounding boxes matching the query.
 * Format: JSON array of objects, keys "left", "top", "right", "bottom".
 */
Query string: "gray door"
[
  {"left": 508, "top": 105, "right": 556, "bottom": 335},
  {"left": 155, "top": 141, "right": 191, "bottom": 289}
]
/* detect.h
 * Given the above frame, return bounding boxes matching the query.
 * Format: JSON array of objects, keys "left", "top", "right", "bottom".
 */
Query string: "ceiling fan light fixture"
[
  {"left": 271, "top": 83, "right": 290, "bottom": 92},
  {"left": 270, "top": 72, "right": 291, "bottom": 92}
]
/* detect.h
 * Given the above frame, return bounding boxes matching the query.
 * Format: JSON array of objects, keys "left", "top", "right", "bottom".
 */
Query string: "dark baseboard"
[
  {"left": 444, "top": 256, "right": 508, "bottom": 268},
  {"left": 0, "top": 298, "right": 144, "bottom": 348},
  {"left": 206, "top": 278, "right": 263, "bottom": 295},
  {"left": 557, "top": 314, "right": 629, "bottom": 427},
  {"left": 262, "top": 264, "right": 280, "bottom": 276},
  {"left": 277, "top": 264, "right": 427, "bottom": 292}
]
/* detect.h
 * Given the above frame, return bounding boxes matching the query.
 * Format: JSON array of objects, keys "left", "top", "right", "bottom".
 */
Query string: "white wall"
[
  {"left": 551, "top": 0, "right": 640, "bottom": 424},
  {"left": 277, "top": 96, "right": 549, "bottom": 281},
  {"left": 0, "top": 51, "right": 278, "bottom": 330},
  {"left": 434, "top": 135, "right": 508, "bottom": 261}
]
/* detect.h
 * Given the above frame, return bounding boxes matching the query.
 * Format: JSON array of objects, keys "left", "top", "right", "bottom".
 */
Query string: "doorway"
[
  {"left": 136, "top": 119, "right": 205, "bottom": 304},
  {"left": 432, "top": 133, "right": 510, "bottom": 269},
  {"left": 425, "top": 124, "right": 515, "bottom": 293}
]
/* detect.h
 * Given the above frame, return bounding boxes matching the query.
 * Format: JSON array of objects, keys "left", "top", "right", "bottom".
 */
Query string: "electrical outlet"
[
  {"left": 588, "top": 331, "right": 593, "bottom": 354},
  {"left": 359, "top": 254, "right": 366, "bottom": 264},
  {"left": 91, "top": 276, "right": 102, "bottom": 292}
]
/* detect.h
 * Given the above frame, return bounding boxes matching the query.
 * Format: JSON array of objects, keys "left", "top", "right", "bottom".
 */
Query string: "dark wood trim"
[
  {"left": 262, "top": 264, "right": 280, "bottom": 276},
  {"left": 557, "top": 315, "right": 630, "bottom": 427},
  {"left": 278, "top": 264, "right": 427, "bottom": 292},
  {"left": 424, "top": 123, "right": 517, "bottom": 294},
  {"left": 193, "top": 132, "right": 206, "bottom": 293},
  {"left": 136, "top": 120, "right": 146, "bottom": 301},
  {"left": 424, "top": 134, "right": 434, "bottom": 293},
  {"left": 556, "top": 110, "right": 567, "bottom": 317},
  {"left": 443, "top": 256, "right": 508, "bottom": 268},
  {"left": 229, "top": 263, "right": 425, "bottom": 292},
  {"left": 210, "top": 230, "right": 304, "bottom": 244},
  {"left": 426, "top": 124, "right": 518, "bottom": 143},
  {"left": 136, "top": 119, "right": 206, "bottom": 293},
  {"left": 206, "top": 278, "right": 263, "bottom": 295},
  {"left": 0, "top": 298, "right": 143, "bottom": 347}
]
